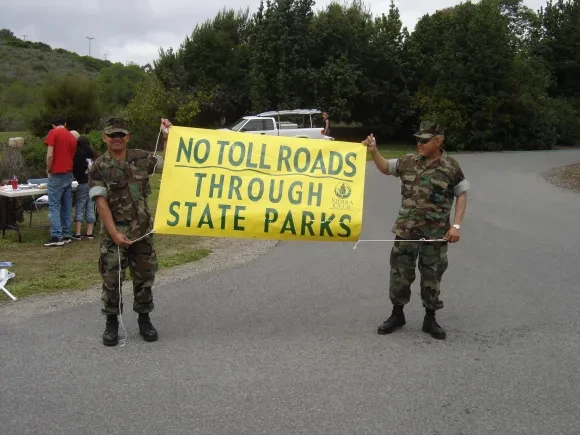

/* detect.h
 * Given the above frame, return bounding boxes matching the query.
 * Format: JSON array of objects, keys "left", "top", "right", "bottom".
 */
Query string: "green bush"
[
  {"left": 28, "top": 74, "right": 103, "bottom": 136},
  {"left": 551, "top": 99, "right": 580, "bottom": 146},
  {"left": 20, "top": 136, "right": 47, "bottom": 179},
  {"left": 85, "top": 130, "right": 107, "bottom": 155},
  {"left": 5, "top": 39, "right": 28, "bottom": 49}
]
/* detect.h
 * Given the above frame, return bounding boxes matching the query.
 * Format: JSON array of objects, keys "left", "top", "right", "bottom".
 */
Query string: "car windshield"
[{"left": 227, "top": 118, "right": 247, "bottom": 132}]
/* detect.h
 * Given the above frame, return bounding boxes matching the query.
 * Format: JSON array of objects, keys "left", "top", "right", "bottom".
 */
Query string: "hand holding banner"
[{"left": 153, "top": 127, "right": 366, "bottom": 241}]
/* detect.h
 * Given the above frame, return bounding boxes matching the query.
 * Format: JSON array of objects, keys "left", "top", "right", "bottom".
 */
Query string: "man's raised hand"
[
  {"left": 362, "top": 133, "right": 377, "bottom": 151},
  {"left": 160, "top": 118, "right": 173, "bottom": 139}
]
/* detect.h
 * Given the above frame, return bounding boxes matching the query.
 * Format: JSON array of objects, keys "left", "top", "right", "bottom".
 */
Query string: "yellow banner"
[{"left": 153, "top": 126, "right": 366, "bottom": 241}]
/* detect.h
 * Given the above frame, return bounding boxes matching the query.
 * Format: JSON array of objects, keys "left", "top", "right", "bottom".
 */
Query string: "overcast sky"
[{"left": 2, "top": 0, "right": 548, "bottom": 66}]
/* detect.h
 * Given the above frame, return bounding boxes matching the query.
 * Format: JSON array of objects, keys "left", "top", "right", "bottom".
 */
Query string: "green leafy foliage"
[
  {"left": 154, "top": 8, "right": 252, "bottom": 127},
  {"left": 405, "top": 0, "right": 564, "bottom": 150},
  {"left": 249, "top": 0, "right": 316, "bottom": 112},
  {"left": 125, "top": 74, "right": 170, "bottom": 150},
  {"left": 549, "top": 97, "right": 580, "bottom": 145},
  {"left": 19, "top": 136, "right": 47, "bottom": 180},
  {"left": 85, "top": 130, "right": 108, "bottom": 155},
  {"left": 28, "top": 74, "right": 102, "bottom": 136},
  {"left": 537, "top": 0, "right": 580, "bottom": 100},
  {"left": 96, "top": 63, "right": 148, "bottom": 115}
]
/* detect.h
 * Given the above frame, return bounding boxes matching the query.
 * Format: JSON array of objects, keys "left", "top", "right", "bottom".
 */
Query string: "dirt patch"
[
  {"left": 542, "top": 162, "right": 580, "bottom": 193},
  {"left": 0, "top": 237, "right": 278, "bottom": 320}
]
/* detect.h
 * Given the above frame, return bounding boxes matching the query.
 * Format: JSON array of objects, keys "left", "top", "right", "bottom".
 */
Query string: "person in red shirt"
[{"left": 43, "top": 114, "right": 77, "bottom": 247}]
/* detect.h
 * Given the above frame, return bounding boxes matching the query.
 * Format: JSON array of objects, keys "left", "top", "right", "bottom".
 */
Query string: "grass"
[{"left": 0, "top": 173, "right": 210, "bottom": 300}]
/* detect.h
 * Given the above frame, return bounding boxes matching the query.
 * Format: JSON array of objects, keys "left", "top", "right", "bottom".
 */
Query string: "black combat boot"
[
  {"left": 103, "top": 315, "right": 119, "bottom": 346},
  {"left": 377, "top": 304, "right": 406, "bottom": 335},
  {"left": 138, "top": 313, "right": 158, "bottom": 342},
  {"left": 422, "top": 309, "right": 446, "bottom": 339}
]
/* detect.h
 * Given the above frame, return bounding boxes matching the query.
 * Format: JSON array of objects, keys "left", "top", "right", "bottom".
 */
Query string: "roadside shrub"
[
  {"left": 551, "top": 98, "right": 580, "bottom": 146},
  {"left": 28, "top": 74, "right": 102, "bottom": 136},
  {"left": 85, "top": 130, "right": 107, "bottom": 156},
  {"left": 20, "top": 136, "right": 47, "bottom": 179}
]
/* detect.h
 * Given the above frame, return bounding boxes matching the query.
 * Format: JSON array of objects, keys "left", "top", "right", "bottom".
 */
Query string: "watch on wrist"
[{"left": 452, "top": 224, "right": 461, "bottom": 230}]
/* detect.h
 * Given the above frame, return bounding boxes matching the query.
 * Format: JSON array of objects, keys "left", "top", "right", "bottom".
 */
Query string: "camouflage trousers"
[
  {"left": 389, "top": 236, "right": 448, "bottom": 311},
  {"left": 98, "top": 233, "right": 158, "bottom": 316}
]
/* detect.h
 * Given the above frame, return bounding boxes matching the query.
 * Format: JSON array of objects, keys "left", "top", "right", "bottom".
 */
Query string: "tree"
[
  {"left": 96, "top": 63, "right": 148, "bottom": 115},
  {"left": 125, "top": 73, "right": 216, "bottom": 150},
  {"left": 248, "top": 0, "right": 316, "bottom": 112},
  {"left": 29, "top": 74, "right": 102, "bottom": 136},
  {"left": 356, "top": 1, "right": 412, "bottom": 131},
  {"left": 305, "top": 1, "right": 371, "bottom": 122},
  {"left": 404, "top": 0, "right": 556, "bottom": 150},
  {"left": 154, "top": 8, "right": 252, "bottom": 127},
  {"left": 0, "top": 29, "right": 15, "bottom": 40},
  {"left": 125, "top": 74, "right": 171, "bottom": 150},
  {"left": 536, "top": 0, "right": 580, "bottom": 101}
]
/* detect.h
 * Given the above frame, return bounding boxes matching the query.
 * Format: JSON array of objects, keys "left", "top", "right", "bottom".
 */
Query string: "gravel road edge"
[{"left": 542, "top": 162, "right": 580, "bottom": 193}]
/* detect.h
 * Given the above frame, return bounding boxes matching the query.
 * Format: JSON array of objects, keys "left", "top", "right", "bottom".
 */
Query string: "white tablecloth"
[{"left": 0, "top": 181, "right": 79, "bottom": 199}]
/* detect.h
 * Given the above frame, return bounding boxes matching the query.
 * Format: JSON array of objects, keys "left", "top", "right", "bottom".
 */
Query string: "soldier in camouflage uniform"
[
  {"left": 89, "top": 117, "right": 171, "bottom": 346},
  {"left": 362, "top": 121, "right": 469, "bottom": 340}
]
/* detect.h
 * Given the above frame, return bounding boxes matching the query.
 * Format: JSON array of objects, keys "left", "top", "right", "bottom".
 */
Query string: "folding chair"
[
  {"left": 26, "top": 178, "right": 49, "bottom": 227},
  {"left": 0, "top": 262, "right": 16, "bottom": 301}
]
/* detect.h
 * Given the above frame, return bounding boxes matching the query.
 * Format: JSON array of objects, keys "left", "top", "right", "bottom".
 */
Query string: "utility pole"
[
  {"left": 22, "top": 34, "right": 27, "bottom": 41},
  {"left": 86, "top": 36, "right": 94, "bottom": 57},
  {"left": 104, "top": 51, "right": 109, "bottom": 61}
]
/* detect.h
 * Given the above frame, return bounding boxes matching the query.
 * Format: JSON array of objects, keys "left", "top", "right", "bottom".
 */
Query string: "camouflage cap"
[
  {"left": 413, "top": 120, "right": 445, "bottom": 140},
  {"left": 103, "top": 117, "right": 130, "bottom": 135}
]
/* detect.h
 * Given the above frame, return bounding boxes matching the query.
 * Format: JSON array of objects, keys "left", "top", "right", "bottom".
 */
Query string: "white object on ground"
[{"left": 0, "top": 268, "right": 17, "bottom": 301}]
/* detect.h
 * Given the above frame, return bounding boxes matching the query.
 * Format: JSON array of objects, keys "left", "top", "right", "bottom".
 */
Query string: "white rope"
[
  {"left": 115, "top": 230, "right": 156, "bottom": 347},
  {"left": 116, "top": 244, "right": 127, "bottom": 347},
  {"left": 352, "top": 238, "right": 447, "bottom": 250},
  {"left": 132, "top": 230, "right": 156, "bottom": 243},
  {"left": 151, "top": 126, "right": 162, "bottom": 175}
]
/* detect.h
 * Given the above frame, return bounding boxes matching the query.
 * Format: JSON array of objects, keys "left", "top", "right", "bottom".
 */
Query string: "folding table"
[{"left": 0, "top": 181, "right": 78, "bottom": 242}]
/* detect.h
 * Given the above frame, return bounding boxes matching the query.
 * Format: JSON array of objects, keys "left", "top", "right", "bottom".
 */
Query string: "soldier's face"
[
  {"left": 417, "top": 136, "right": 441, "bottom": 157},
  {"left": 102, "top": 132, "right": 131, "bottom": 152}
]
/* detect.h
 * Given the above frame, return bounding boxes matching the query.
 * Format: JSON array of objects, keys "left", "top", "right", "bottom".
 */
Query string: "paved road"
[{"left": 2, "top": 150, "right": 580, "bottom": 435}]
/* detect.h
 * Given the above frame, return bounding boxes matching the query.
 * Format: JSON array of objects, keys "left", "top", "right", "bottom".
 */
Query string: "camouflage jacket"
[
  {"left": 88, "top": 149, "right": 159, "bottom": 240},
  {"left": 386, "top": 151, "right": 469, "bottom": 239}
]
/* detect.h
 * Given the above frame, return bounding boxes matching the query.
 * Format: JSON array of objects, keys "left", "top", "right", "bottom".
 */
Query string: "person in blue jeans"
[
  {"left": 43, "top": 115, "right": 78, "bottom": 247},
  {"left": 72, "top": 135, "right": 98, "bottom": 240}
]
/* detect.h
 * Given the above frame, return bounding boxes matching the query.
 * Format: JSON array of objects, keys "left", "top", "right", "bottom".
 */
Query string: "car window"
[{"left": 243, "top": 119, "right": 275, "bottom": 131}]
